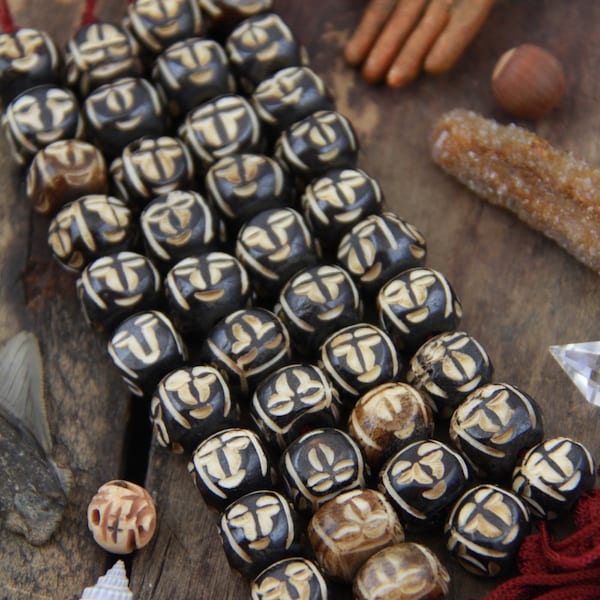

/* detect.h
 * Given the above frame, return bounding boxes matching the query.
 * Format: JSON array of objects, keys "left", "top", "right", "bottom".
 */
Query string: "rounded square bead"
[{"left": 251, "top": 557, "right": 328, "bottom": 600}]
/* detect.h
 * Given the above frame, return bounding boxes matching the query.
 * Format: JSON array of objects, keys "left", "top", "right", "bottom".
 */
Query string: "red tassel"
[
  {"left": 0, "top": 0, "right": 16, "bottom": 33},
  {"left": 80, "top": 0, "right": 97, "bottom": 26}
]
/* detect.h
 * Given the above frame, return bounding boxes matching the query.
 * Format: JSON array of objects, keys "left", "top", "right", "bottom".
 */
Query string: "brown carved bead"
[
  {"left": 87, "top": 480, "right": 157, "bottom": 554},
  {"left": 308, "top": 488, "right": 404, "bottom": 583}
]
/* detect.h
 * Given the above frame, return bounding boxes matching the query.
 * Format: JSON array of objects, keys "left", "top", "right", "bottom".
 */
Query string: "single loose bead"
[
  {"left": 87, "top": 480, "right": 156, "bottom": 554},
  {"left": 308, "top": 488, "right": 405, "bottom": 583},
  {"left": 140, "top": 190, "right": 223, "bottom": 270},
  {"left": 275, "top": 110, "right": 359, "bottom": 181},
  {"left": 108, "top": 310, "right": 187, "bottom": 397},
  {"left": 225, "top": 13, "right": 307, "bottom": 92},
  {"left": 301, "top": 168, "right": 384, "bottom": 252},
  {"left": 236, "top": 207, "right": 320, "bottom": 300},
  {"left": 280, "top": 427, "right": 367, "bottom": 515},
  {"left": 3, "top": 84, "right": 84, "bottom": 166},
  {"left": 406, "top": 330, "right": 494, "bottom": 417},
  {"left": 377, "top": 267, "right": 462, "bottom": 355},
  {"left": 219, "top": 490, "right": 303, "bottom": 579},
  {"left": 250, "top": 363, "right": 341, "bottom": 451},
  {"left": 251, "top": 557, "right": 329, "bottom": 600},
  {"left": 127, "top": 0, "right": 203, "bottom": 55},
  {"left": 0, "top": 28, "right": 61, "bottom": 109},
  {"left": 201, "top": 0, "right": 273, "bottom": 30},
  {"left": 26, "top": 139, "right": 108, "bottom": 216},
  {"left": 47, "top": 195, "right": 136, "bottom": 273},
  {"left": 152, "top": 37, "right": 236, "bottom": 119},
  {"left": 348, "top": 382, "right": 434, "bottom": 471},
  {"left": 165, "top": 252, "right": 251, "bottom": 337},
  {"left": 151, "top": 365, "right": 238, "bottom": 453},
  {"left": 353, "top": 543, "right": 450, "bottom": 600},
  {"left": 319, "top": 323, "right": 400, "bottom": 403},
  {"left": 449, "top": 382, "right": 544, "bottom": 480},
  {"left": 445, "top": 484, "right": 530, "bottom": 577},
  {"left": 189, "top": 428, "right": 274, "bottom": 510},
  {"left": 83, "top": 77, "right": 166, "bottom": 158},
  {"left": 512, "top": 436, "right": 596, "bottom": 519},
  {"left": 201, "top": 307, "right": 291, "bottom": 398},
  {"left": 77, "top": 251, "right": 161, "bottom": 331},
  {"left": 379, "top": 440, "right": 470, "bottom": 531},
  {"left": 65, "top": 22, "right": 143, "bottom": 98},
  {"left": 337, "top": 212, "right": 427, "bottom": 296},
  {"left": 276, "top": 264, "right": 363, "bottom": 357}
]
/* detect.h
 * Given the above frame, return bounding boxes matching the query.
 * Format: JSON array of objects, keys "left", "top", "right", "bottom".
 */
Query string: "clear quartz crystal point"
[{"left": 549, "top": 342, "right": 600, "bottom": 407}]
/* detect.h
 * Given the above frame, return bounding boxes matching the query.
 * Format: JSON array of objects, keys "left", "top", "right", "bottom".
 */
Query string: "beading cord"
[
  {"left": 0, "top": 0, "right": 16, "bottom": 33},
  {"left": 80, "top": 0, "right": 98, "bottom": 26}
]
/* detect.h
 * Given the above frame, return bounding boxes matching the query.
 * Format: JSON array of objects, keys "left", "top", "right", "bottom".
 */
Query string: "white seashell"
[{"left": 79, "top": 560, "right": 133, "bottom": 599}]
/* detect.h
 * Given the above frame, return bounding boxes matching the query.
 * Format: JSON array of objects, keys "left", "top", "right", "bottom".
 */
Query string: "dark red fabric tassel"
[
  {"left": 0, "top": 0, "right": 16, "bottom": 33},
  {"left": 80, "top": 0, "right": 97, "bottom": 25}
]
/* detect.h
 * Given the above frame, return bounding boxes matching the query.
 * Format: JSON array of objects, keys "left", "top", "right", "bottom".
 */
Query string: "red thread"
[
  {"left": 0, "top": 0, "right": 17, "bottom": 33},
  {"left": 80, "top": 0, "right": 97, "bottom": 26}
]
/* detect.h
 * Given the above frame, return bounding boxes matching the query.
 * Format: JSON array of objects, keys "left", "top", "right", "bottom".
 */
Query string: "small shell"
[{"left": 80, "top": 561, "right": 133, "bottom": 600}]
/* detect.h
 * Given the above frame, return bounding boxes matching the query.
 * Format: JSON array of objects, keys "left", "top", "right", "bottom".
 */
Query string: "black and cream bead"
[
  {"left": 225, "top": 12, "right": 307, "bottom": 92},
  {"left": 250, "top": 364, "right": 341, "bottom": 451},
  {"left": 77, "top": 251, "right": 161, "bottom": 331},
  {"left": 83, "top": 77, "right": 166, "bottom": 158},
  {"left": 337, "top": 212, "right": 427, "bottom": 296},
  {"left": 280, "top": 427, "right": 367, "bottom": 515},
  {"left": 251, "top": 557, "right": 329, "bottom": 600},
  {"left": 140, "top": 190, "right": 222, "bottom": 269},
  {"left": 3, "top": 84, "right": 84, "bottom": 166},
  {"left": 127, "top": 0, "right": 203, "bottom": 55},
  {"left": 165, "top": 252, "right": 251, "bottom": 337},
  {"left": 450, "top": 382, "right": 544, "bottom": 479},
  {"left": 200, "top": 0, "right": 273, "bottom": 30},
  {"left": 180, "top": 93, "right": 263, "bottom": 172},
  {"left": 445, "top": 484, "right": 530, "bottom": 577},
  {"left": 276, "top": 264, "right": 363, "bottom": 356},
  {"left": 219, "top": 490, "right": 303, "bottom": 578},
  {"left": 153, "top": 37, "right": 236, "bottom": 118},
  {"left": 319, "top": 323, "right": 399, "bottom": 403},
  {"left": 107, "top": 309, "right": 187, "bottom": 397},
  {"left": 512, "top": 436, "right": 596, "bottom": 519},
  {"left": 48, "top": 195, "right": 136, "bottom": 273},
  {"left": 379, "top": 440, "right": 470, "bottom": 531},
  {"left": 65, "top": 22, "right": 143, "bottom": 98},
  {"left": 406, "top": 330, "right": 494, "bottom": 417},
  {"left": 205, "top": 153, "right": 293, "bottom": 232},
  {"left": 235, "top": 207, "right": 320, "bottom": 300},
  {"left": 274, "top": 110, "right": 359, "bottom": 181},
  {"left": 0, "top": 27, "right": 61, "bottom": 108},
  {"left": 201, "top": 307, "right": 291, "bottom": 398},
  {"left": 377, "top": 267, "right": 463, "bottom": 355},
  {"left": 347, "top": 382, "right": 434, "bottom": 470},
  {"left": 151, "top": 365, "right": 238, "bottom": 453}
]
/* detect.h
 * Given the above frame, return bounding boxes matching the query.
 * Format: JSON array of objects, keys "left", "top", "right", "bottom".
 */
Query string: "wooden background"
[{"left": 1, "top": 1, "right": 599, "bottom": 599}]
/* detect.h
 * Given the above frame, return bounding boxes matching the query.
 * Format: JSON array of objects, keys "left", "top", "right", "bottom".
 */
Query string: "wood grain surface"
[{"left": 1, "top": 1, "right": 599, "bottom": 599}]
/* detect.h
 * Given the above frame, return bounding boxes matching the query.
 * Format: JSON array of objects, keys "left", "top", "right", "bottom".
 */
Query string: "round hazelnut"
[{"left": 492, "top": 44, "right": 566, "bottom": 119}]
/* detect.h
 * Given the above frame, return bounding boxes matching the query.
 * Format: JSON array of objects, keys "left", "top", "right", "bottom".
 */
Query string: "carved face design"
[
  {"left": 200, "top": 0, "right": 272, "bottom": 19},
  {"left": 0, "top": 28, "right": 58, "bottom": 73},
  {"left": 251, "top": 558, "right": 328, "bottom": 600}
]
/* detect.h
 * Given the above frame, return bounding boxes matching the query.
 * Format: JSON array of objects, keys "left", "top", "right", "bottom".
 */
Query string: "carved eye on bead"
[
  {"left": 83, "top": 77, "right": 166, "bottom": 158},
  {"left": 48, "top": 195, "right": 136, "bottom": 273},
  {"left": 219, "top": 490, "right": 303, "bottom": 579},
  {"left": 445, "top": 484, "right": 530, "bottom": 577},
  {"left": 165, "top": 252, "right": 251, "bottom": 337},
  {"left": 0, "top": 28, "right": 61, "bottom": 109},
  {"left": 3, "top": 84, "right": 84, "bottom": 166},
  {"left": 347, "top": 382, "right": 434, "bottom": 471},
  {"left": 276, "top": 264, "right": 363, "bottom": 357},
  {"left": 236, "top": 207, "right": 320, "bottom": 301},
  {"left": 65, "top": 22, "right": 143, "bottom": 98},
  {"left": 406, "top": 330, "right": 494, "bottom": 417},
  {"left": 308, "top": 488, "right": 405, "bottom": 583},
  {"left": 450, "top": 382, "right": 544, "bottom": 480},
  {"left": 153, "top": 37, "right": 236, "bottom": 119},
  {"left": 337, "top": 212, "right": 427, "bottom": 296},
  {"left": 377, "top": 267, "right": 463, "bottom": 355},
  {"left": 512, "top": 437, "right": 596, "bottom": 519},
  {"left": 108, "top": 310, "right": 187, "bottom": 397},
  {"left": 127, "top": 0, "right": 203, "bottom": 55},
  {"left": 274, "top": 110, "right": 359, "bottom": 181},
  {"left": 26, "top": 139, "right": 108, "bottom": 217},
  {"left": 319, "top": 323, "right": 400, "bottom": 403},
  {"left": 226, "top": 13, "right": 307, "bottom": 92},
  {"left": 251, "top": 557, "right": 328, "bottom": 600}
]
